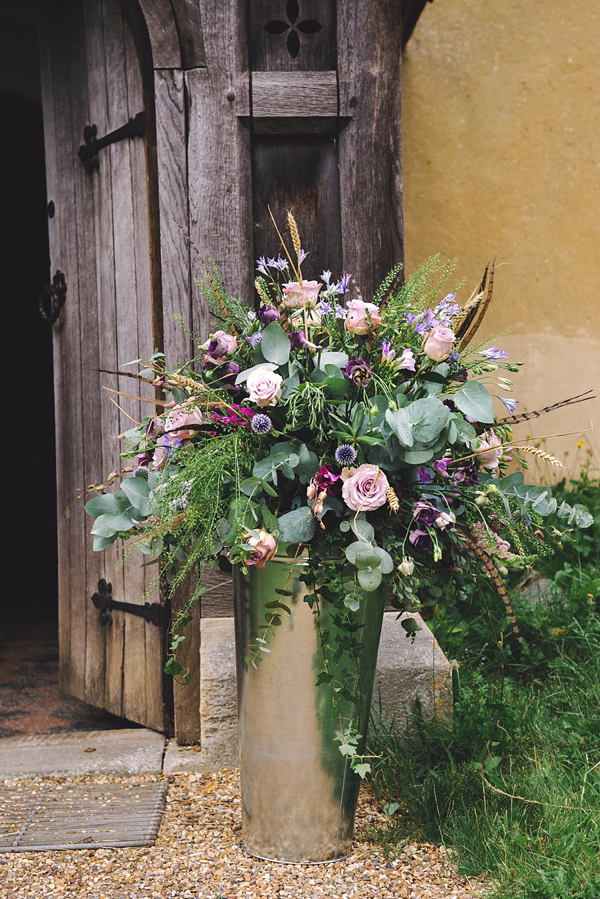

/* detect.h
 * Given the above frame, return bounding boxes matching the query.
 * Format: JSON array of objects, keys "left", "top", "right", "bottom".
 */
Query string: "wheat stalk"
[
  {"left": 254, "top": 279, "right": 271, "bottom": 307},
  {"left": 386, "top": 487, "right": 400, "bottom": 512},
  {"left": 519, "top": 446, "right": 564, "bottom": 468},
  {"left": 287, "top": 210, "right": 302, "bottom": 265}
]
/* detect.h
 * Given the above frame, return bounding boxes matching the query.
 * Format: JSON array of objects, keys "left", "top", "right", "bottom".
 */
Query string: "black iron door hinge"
[
  {"left": 78, "top": 110, "right": 145, "bottom": 173},
  {"left": 91, "top": 578, "right": 163, "bottom": 627}
]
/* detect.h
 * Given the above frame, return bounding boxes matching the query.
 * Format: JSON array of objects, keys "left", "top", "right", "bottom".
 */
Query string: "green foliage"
[{"left": 368, "top": 472, "right": 600, "bottom": 899}]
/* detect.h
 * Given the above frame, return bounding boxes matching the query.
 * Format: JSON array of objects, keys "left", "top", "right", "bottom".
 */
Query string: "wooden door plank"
[
  {"left": 154, "top": 68, "right": 192, "bottom": 366},
  {"left": 337, "top": 0, "right": 404, "bottom": 300},
  {"left": 188, "top": 0, "right": 253, "bottom": 342}
]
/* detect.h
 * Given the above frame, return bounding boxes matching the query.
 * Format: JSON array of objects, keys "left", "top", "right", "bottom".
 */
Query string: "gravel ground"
[{"left": 1, "top": 769, "right": 488, "bottom": 898}]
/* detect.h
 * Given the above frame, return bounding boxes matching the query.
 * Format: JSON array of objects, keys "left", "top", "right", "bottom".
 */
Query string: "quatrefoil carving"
[{"left": 263, "top": 0, "right": 323, "bottom": 59}]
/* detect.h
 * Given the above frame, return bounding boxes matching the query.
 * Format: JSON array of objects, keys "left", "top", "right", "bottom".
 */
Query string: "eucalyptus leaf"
[
  {"left": 85, "top": 493, "right": 126, "bottom": 518},
  {"left": 385, "top": 407, "right": 414, "bottom": 447},
  {"left": 93, "top": 534, "right": 118, "bottom": 551},
  {"left": 452, "top": 380, "right": 494, "bottom": 424},
  {"left": 357, "top": 567, "right": 383, "bottom": 591},
  {"left": 276, "top": 507, "right": 316, "bottom": 543},
  {"left": 354, "top": 548, "right": 382, "bottom": 570},
  {"left": 90, "top": 512, "right": 135, "bottom": 537},
  {"left": 261, "top": 321, "right": 291, "bottom": 365},
  {"left": 344, "top": 594, "right": 361, "bottom": 611},
  {"left": 317, "top": 351, "right": 349, "bottom": 370}
]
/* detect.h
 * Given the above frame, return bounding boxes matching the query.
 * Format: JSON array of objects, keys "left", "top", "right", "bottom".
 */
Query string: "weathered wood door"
[{"left": 39, "top": 0, "right": 171, "bottom": 732}]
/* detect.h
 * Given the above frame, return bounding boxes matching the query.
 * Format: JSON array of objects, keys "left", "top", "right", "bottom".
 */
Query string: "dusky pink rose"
[
  {"left": 423, "top": 324, "right": 456, "bottom": 362},
  {"left": 244, "top": 530, "right": 277, "bottom": 569},
  {"left": 282, "top": 280, "right": 322, "bottom": 309},
  {"left": 165, "top": 400, "right": 204, "bottom": 440},
  {"left": 345, "top": 299, "right": 382, "bottom": 335},
  {"left": 341, "top": 463, "right": 389, "bottom": 512},
  {"left": 477, "top": 430, "right": 503, "bottom": 470},
  {"left": 246, "top": 365, "right": 283, "bottom": 407}
]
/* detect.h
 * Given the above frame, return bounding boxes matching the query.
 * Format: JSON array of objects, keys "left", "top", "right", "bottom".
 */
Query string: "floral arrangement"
[{"left": 86, "top": 214, "right": 593, "bottom": 774}]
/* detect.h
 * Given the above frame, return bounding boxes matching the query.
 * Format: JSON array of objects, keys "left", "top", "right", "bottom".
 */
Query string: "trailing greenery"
[{"left": 368, "top": 470, "right": 600, "bottom": 899}]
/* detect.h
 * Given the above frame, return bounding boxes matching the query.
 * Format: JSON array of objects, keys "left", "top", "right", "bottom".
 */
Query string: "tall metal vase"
[{"left": 233, "top": 554, "right": 386, "bottom": 863}]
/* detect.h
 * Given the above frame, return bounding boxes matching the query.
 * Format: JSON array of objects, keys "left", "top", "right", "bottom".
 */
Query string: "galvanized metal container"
[{"left": 233, "top": 555, "right": 386, "bottom": 863}]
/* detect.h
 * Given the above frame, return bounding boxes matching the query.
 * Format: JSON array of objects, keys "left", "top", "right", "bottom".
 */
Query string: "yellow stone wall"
[{"left": 402, "top": 0, "right": 600, "bottom": 480}]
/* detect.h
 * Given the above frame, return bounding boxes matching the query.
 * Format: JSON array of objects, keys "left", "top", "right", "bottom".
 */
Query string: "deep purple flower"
[
  {"left": 135, "top": 452, "right": 151, "bottom": 468},
  {"left": 418, "top": 466, "right": 433, "bottom": 484},
  {"left": 408, "top": 529, "right": 433, "bottom": 551},
  {"left": 342, "top": 358, "right": 372, "bottom": 386},
  {"left": 289, "top": 330, "right": 307, "bottom": 351},
  {"left": 451, "top": 463, "right": 479, "bottom": 487},
  {"left": 257, "top": 304, "right": 280, "bottom": 325},
  {"left": 433, "top": 458, "right": 451, "bottom": 478},
  {"left": 211, "top": 361, "right": 241, "bottom": 385},
  {"left": 313, "top": 464, "right": 340, "bottom": 496},
  {"left": 412, "top": 501, "right": 439, "bottom": 527}
]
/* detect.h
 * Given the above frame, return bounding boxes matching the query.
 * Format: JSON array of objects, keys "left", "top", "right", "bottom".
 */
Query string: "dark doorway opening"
[{"left": 0, "top": 88, "right": 135, "bottom": 736}]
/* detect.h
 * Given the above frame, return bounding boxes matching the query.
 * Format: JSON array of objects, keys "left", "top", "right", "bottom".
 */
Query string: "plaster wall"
[{"left": 402, "top": 0, "right": 600, "bottom": 477}]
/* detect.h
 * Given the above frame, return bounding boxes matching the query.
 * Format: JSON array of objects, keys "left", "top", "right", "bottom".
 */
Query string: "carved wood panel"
[{"left": 249, "top": 0, "right": 336, "bottom": 71}]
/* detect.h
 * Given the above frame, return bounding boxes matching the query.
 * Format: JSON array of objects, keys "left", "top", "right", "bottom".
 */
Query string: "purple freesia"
[
  {"left": 397, "top": 348, "right": 416, "bottom": 372},
  {"left": 482, "top": 347, "right": 509, "bottom": 360}
]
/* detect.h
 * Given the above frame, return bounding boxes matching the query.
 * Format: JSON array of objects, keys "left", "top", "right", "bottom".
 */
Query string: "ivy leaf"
[
  {"left": 352, "top": 762, "right": 371, "bottom": 779},
  {"left": 452, "top": 380, "right": 494, "bottom": 423},
  {"left": 261, "top": 321, "right": 291, "bottom": 365}
]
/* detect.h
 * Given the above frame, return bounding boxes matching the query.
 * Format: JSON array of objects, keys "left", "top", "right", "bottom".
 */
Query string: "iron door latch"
[{"left": 91, "top": 578, "right": 163, "bottom": 627}]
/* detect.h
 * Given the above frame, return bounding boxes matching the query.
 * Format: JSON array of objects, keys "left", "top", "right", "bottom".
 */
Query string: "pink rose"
[
  {"left": 345, "top": 299, "right": 382, "bottom": 335},
  {"left": 341, "top": 463, "right": 389, "bottom": 512},
  {"left": 423, "top": 325, "right": 456, "bottom": 362},
  {"left": 246, "top": 365, "right": 283, "bottom": 407},
  {"left": 202, "top": 329, "right": 238, "bottom": 363},
  {"left": 477, "top": 430, "right": 503, "bottom": 470},
  {"left": 282, "top": 280, "right": 322, "bottom": 309},
  {"left": 165, "top": 399, "right": 204, "bottom": 440},
  {"left": 244, "top": 530, "right": 277, "bottom": 569}
]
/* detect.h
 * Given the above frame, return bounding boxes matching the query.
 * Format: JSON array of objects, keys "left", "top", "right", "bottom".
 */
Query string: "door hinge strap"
[
  {"left": 78, "top": 111, "right": 145, "bottom": 173},
  {"left": 91, "top": 578, "right": 163, "bottom": 626}
]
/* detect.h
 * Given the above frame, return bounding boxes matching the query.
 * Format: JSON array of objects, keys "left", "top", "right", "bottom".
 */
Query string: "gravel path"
[{"left": 1, "top": 769, "right": 488, "bottom": 898}]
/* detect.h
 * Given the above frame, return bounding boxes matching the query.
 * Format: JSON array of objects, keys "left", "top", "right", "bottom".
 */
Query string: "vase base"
[{"left": 240, "top": 843, "right": 352, "bottom": 865}]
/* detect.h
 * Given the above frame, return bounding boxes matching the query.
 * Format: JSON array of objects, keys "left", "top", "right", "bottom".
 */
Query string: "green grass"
[{"left": 368, "top": 471, "right": 600, "bottom": 899}]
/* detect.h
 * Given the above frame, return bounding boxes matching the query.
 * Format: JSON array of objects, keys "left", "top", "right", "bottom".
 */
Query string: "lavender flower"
[
  {"left": 342, "top": 358, "right": 372, "bottom": 386},
  {"left": 332, "top": 274, "right": 352, "bottom": 295},
  {"left": 245, "top": 331, "right": 263, "bottom": 347},
  {"left": 317, "top": 300, "right": 333, "bottom": 316},
  {"left": 434, "top": 294, "right": 462, "bottom": 325},
  {"left": 335, "top": 444, "right": 357, "bottom": 466},
  {"left": 321, "top": 270, "right": 332, "bottom": 286},
  {"left": 397, "top": 348, "right": 416, "bottom": 372},
  {"left": 251, "top": 413, "right": 273, "bottom": 435},
  {"left": 499, "top": 396, "right": 519, "bottom": 413},
  {"left": 256, "top": 256, "right": 269, "bottom": 275},
  {"left": 298, "top": 249, "right": 309, "bottom": 265},
  {"left": 335, "top": 304, "right": 348, "bottom": 319}
]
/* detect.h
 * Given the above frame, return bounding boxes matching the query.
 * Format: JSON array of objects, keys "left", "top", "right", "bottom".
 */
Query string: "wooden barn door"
[{"left": 38, "top": 0, "right": 171, "bottom": 732}]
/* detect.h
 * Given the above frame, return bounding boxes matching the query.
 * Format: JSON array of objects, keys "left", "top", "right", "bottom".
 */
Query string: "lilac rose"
[{"left": 341, "top": 464, "right": 389, "bottom": 512}]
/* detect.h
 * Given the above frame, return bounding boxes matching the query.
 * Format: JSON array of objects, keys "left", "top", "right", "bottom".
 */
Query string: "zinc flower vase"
[{"left": 233, "top": 554, "right": 386, "bottom": 863}]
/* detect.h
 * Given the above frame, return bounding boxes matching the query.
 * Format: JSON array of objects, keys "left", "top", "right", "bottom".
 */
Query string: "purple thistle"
[
  {"left": 335, "top": 444, "right": 357, "bottom": 466},
  {"left": 251, "top": 413, "right": 272, "bottom": 435}
]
